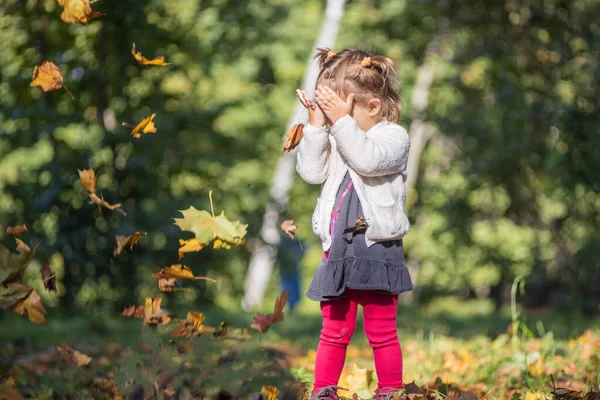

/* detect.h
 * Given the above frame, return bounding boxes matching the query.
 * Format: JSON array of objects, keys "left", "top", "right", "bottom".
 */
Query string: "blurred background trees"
[{"left": 0, "top": 0, "right": 598, "bottom": 321}]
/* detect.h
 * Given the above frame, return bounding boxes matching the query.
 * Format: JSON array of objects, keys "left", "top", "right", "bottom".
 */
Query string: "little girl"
[{"left": 296, "top": 48, "right": 412, "bottom": 400}]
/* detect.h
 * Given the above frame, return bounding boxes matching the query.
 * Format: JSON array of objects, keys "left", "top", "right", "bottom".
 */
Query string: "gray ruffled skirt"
[{"left": 306, "top": 172, "right": 413, "bottom": 302}]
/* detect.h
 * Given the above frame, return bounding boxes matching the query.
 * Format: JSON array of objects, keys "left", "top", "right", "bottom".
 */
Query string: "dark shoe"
[
  {"left": 374, "top": 387, "right": 405, "bottom": 400},
  {"left": 310, "top": 385, "right": 347, "bottom": 400}
]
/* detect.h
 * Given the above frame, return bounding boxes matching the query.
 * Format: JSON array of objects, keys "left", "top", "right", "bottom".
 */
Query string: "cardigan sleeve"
[
  {"left": 329, "top": 114, "right": 409, "bottom": 177},
  {"left": 296, "top": 123, "right": 331, "bottom": 184}
]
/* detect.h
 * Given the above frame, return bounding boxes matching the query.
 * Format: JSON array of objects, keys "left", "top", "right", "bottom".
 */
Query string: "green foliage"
[{"left": 0, "top": 0, "right": 598, "bottom": 321}]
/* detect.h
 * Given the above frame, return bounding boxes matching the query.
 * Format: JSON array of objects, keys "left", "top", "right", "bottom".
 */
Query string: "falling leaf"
[
  {"left": 143, "top": 297, "right": 171, "bottom": 326},
  {"left": 30, "top": 61, "right": 74, "bottom": 99},
  {"left": 0, "top": 283, "right": 32, "bottom": 310},
  {"left": 14, "top": 238, "right": 31, "bottom": 254},
  {"left": 281, "top": 219, "right": 297, "bottom": 240},
  {"left": 11, "top": 288, "right": 47, "bottom": 324},
  {"left": 212, "top": 220, "right": 247, "bottom": 249},
  {"left": 131, "top": 43, "right": 170, "bottom": 66},
  {"left": 213, "top": 321, "right": 252, "bottom": 341},
  {"left": 5, "top": 225, "right": 27, "bottom": 236},
  {"left": 156, "top": 277, "right": 193, "bottom": 292},
  {"left": 121, "top": 304, "right": 145, "bottom": 319},
  {"left": 250, "top": 291, "right": 289, "bottom": 334},
  {"left": 57, "top": 345, "right": 92, "bottom": 367},
  {"left": 171, "top": 311, "right": 216, "bottom": 338},
  {"left": 78, "top": 168, "right": 97, "bottom": 193},
  {"left": 0, "top": 244, "right": 37, "bottom": 285},
  {"left": 283, "top": 123, "right": 304, "bottom": 152},
  {"left": 152, "top": 264, "right": 216, "bottom": 283},
  {"left": 58, "top": 0, "right": 104, "bottom": 24},
  {"left": 113, "top": 232, "right": 147, "bottom": 256},
  {"left": 88, "top": 193, "right": 125, "bottom": 215},
  {"left": 343, "top": 216, "right": 369, "bottom": 234},
  {"left": 121, "top": 298, "right": 171, "bottom": 326},
  {"left": 121, "top": 113, "right": 157, "bottom": 138},
  {"left": 41, "top": 262, "right": 57, "bottom": 292},
  {"left": 174, "top": 206, "right": 247, "bottom": 249},
  {"left": 177, "top": 238, "right": 206, "bottom": 260},
  {"left": 78, "top": 169, "right": 125, "bottom": 215}
]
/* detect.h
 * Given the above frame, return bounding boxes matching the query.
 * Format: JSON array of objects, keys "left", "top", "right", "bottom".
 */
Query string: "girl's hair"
[{"left": 314, "top": 48, "right": 402, "bottom": 122}]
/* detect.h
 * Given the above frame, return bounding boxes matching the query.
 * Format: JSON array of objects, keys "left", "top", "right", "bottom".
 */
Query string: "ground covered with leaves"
[{"left": 1, "top": 314, "right": 599, "bottom": 399}]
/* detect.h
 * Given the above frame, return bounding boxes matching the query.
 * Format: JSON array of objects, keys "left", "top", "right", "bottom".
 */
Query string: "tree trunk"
[
  {"left": 400, "top": 17, "right": 450, "bottom": 304},
  {"left": 241, "top": 0, "right": 347, "bottom": 311}
]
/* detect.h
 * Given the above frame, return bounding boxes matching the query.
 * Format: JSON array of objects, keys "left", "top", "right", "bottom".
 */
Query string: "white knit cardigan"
[{"left": 296, "top": 114, "right": 411, "bottom": 251}]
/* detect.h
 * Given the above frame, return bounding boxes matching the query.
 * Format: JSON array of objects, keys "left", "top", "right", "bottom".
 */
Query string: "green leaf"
[{"left": 174, "top": 207, "right": 247, "bottom": 247}]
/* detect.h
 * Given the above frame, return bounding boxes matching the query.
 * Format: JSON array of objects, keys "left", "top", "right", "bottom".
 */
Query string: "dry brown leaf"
[
  {"left": 157, "top": 278, "right": 177, "bottom": 292},
  {"left": 11, "top": 289, "right": 46, "bottom": 324},
  {"left": 280, "top": 219, "right": 297, "bottom": 240},
  {"left": 88, "top": 193, "right": 125, "bottom": 215},
  {"left": 41, "top": 262, "right": 57, "bottom": 292},
  {"left": 58, "top": 0, "right": 104, "bottom": 24},
  {"left": 131, "top": 43, "right": 170, "bottom": 66},
  {"left": 177, "top": 238, "right": 206, "bottom": 259},
  {"left": 113, "top": 232, "right": 147, "bottom": 256},
  {"left": 343, "top": 216, "right": 369, "bottom": 234},
  {"left": 283, "top": 123, "right": 304, "bottom": 152},
  {"left": 5, "top": 225, "right": 27, "bottom": 236},
  {"left": 152, "top": 264, "right": 216, "bottom": 283},
  {"left": 121, "top": 304, "right": 145, "bottom": 319},
  {"left": 171, "top": 311, "right": 215, "bottom": 338},
  {"left": 250, "top": 290, "right": 289, "bottom": 334},
  {"left": 57, "top": 344, "right": 92, "bottom": 367},
  {"left": 15, "top": 238, "right": 31, "bottom": 254},
  {"left": 30, "top": 61, "right": 74, "bottom": 99},
  {"left": 78, "top": 168, "right": 97, "bottom": 193},
  {"left": 121, "top": 113, "right": 157, "bottom": 138}
]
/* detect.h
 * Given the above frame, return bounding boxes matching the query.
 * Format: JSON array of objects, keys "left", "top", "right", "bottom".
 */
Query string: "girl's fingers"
[{"left": 296, "top": 90, "right": 310, "bottom": 109}]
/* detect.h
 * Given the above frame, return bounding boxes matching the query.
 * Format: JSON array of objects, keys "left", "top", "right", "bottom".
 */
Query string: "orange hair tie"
[
  {"left": 326, "top": 51, "right": 336, "bottom": 60},
  {"left": 361, "top": 56, "right": 372, "bottom": 68}
]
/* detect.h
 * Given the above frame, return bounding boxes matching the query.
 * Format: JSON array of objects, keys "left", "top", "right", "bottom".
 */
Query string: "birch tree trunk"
[
  {"left": 402, "top": 17, "right": 450, "bottom": 303},
  {"left": 241, "top": 0, "right": 347, "bottom": 311}
]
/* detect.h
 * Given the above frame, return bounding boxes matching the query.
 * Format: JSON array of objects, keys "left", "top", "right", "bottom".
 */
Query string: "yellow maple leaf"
[
  {"left": 178, "top": 238, "right": 206, "bottom": 259},
  {"left": 30, "top": 61, "right": 74, "bottom": 99},
  {"left": 171, "top": 311, "right": 216, "bottom": 338},
  {"left": 152, "top": 264, "right": 216, "bottom": 282},
  {"left": 58, "top": 0, "right": 104, "bottom": 24},
  {"left": 143, "top": 297, "right": 171, "bottom": 326},
  {"left": 121, "top": 113, "right": 157, "bottom": 138},
  {"left": 131, "top": 43, "right": 170, "bottom": 66}
]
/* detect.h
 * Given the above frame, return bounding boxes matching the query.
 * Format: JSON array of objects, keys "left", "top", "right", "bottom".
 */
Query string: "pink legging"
[{"left": 312, "top": 288, "right": 403, "bottom": 393}]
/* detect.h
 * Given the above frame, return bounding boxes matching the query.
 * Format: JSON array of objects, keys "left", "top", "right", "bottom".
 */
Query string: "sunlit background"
[{"left": 0, "top": 0, "right": 598, "bottom": 398}]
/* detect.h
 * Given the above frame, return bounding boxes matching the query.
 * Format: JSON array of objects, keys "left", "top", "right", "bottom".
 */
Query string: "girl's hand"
[
  {"left": 296, "top": 89, "right": 325, "bottom": 127},
  {"left": 315, "top": 85, "right": 355, "bottom": 125}
]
